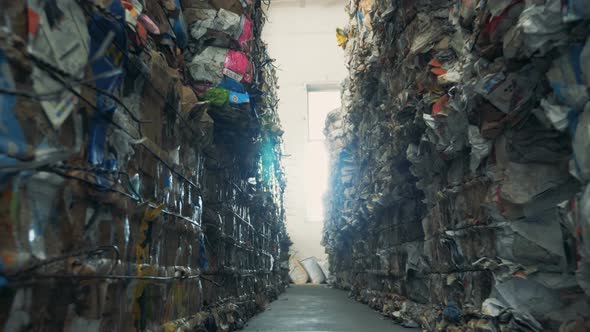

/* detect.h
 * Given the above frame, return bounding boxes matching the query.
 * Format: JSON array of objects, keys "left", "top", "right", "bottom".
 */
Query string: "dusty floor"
[{"left": 243, "top": 285, "right": 412, "bottom": 331}]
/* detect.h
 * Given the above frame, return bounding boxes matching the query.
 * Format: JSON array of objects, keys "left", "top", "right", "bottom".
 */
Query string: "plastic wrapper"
[
  {"left": 189, "top": 8, "right": 253, "bottom": 50},
  {"left": 27, "top": 0, "right": 90, "bottom": 129},
  {"left": 475, "top": 67, "right": 539, "bottom": 114},
  {"left": 166, "top": 0, "right": 189, "bottom": 49},
  {"left": 502, "top": 0, "right": 569, "bottom": 58},
  {"left": 468, "top": 125, "right": 492, "bottom": 173},
  {"left": 0, "top": 51, "right": 33, "bottom": 168},
  {"left": 189, "top": 47, "right": 251, "bottom": 85},
  {"left": 224, "top": 50, "right": 251, "bottom": 82},
  {"left": 541, "top": 98, "right": 573, "bottom": 132},
  {"left": 87, "top": 1, "right": 127, "bottom": 167},
  {"left": 546, "top": 44, "right": 589, "bottom": 112}
]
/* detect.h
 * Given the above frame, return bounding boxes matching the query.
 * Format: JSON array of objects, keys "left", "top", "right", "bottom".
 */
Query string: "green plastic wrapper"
[{"left": 202, "top": 88, "right": 229, "bottom": 107}]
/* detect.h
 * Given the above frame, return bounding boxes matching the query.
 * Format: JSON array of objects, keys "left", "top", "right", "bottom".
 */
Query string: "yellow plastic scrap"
[
  {"left": 163, "top": 318, "right": 190, "bottom": 332},
  {"left": 135, "top": 204, "right": 164, "bottom": 263},
  {"left": 144, "top": 204, "right": 165, "bottom": 221},
  {"left": 163, "top": 322, "right": 178, "bottom": 332},
  {"left": 132, "top": 204, "right": 164, "bottom": 329},
  {"left": 162, "top": 313, "right": 208, "bottom": 332},
  {"left": 336, "top": 28, "right": 348, "bottom": 48}
]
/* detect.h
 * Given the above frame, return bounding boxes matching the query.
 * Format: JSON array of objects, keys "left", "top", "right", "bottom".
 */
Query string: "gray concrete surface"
[{"left": 243, "top": 285, "right": 413, "bottom": 331}]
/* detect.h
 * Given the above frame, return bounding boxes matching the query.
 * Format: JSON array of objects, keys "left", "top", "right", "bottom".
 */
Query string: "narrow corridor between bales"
[
  {"left": 3, "top": 0, "right": 590, "bottom": 331},
  {"left": 244, "top": 285, "right": 412, "bottom": 332}
]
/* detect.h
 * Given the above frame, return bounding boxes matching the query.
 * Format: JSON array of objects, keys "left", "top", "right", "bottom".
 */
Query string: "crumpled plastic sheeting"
[
  {"left": 189, "top": 8, "right": 252, "bottom": 49},
  {"left": 482, "top": 298, "right": 543, "bottom": 332},
  {"left": 468, "top": 125, "right": 491, "bottom": 173},
  {"left": 190, "top": 9, "right": 241, "bottom": 39},
  {"left": 29, "top": 0, "right": 90, "bottom": 129},
  {"left": 546, "top": 45, "right": 590, "bottom": 112},
  {"left": 189, "top": 46, "right": 229, "bottom": 83},
  {"left": 500, "top": 161, "right": 571, "bottom": 205},
  {"left": 541, "top": 98, "right": 573, "bottom": 132},
  {"left": 495, "top": 214, "right": 566, "bottom": 269},
  {"left": 504, "top": 0, "right": 576, "bottom": 59},
  {"left": 188, "top": 47, "right": 250, "bottom": 84}
]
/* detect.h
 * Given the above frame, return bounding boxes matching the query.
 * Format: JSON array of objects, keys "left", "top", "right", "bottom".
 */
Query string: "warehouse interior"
[{"left": 1, "top": 0, "right": 590, "bottom": 331}]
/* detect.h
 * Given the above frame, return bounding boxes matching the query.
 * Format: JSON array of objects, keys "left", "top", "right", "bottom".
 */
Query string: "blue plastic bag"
[
  {"left": 219, "top": 77, "right": 246, "bottom": 93},
  {"left": 0, "top": 50, "right": 31, "bottom": 186},
  {"left": 219, "top": 77, "right": 250, "bottom": 104},
  {"left": 87, "top": 0, "right": 127, "bottom": 167},
  {"left": 229, "top": 91, "right": 250, "bottom": 104},
  {"left": 167, "top": 0, "right": 188, "bottom": 49},
  {"left": 0, "top": 51, "right": 28, "bottom": 161}
]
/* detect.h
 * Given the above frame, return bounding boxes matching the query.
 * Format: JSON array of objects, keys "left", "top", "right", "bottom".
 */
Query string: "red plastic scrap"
[
  {"left": 429, "top": 58, "right": 442, "bottom": 68},
  {"left": 136, "top": 22, "right": 148, "bottom": 46},
  {"left": 431, "top": 67, "right": 448, "bottom": 76},
  {"left": 486, "top": 0, "right": 524, "bottom": 36},
  {"left": 429, "top": 59, "right": 447, "bottom": 75},
  {"left": 122, "top": 1, "right": 134, "bottom": 10},
  {"left": 237, "top": 16, "right": 254, "bottom": 50},
  {"left": 27, "top": 8, "right": 40, "bottom": 36},
  {"left": 432, "top": 95, "right": 449, "bottom": 116},
  {"left": 139, "top": 15, "right": 161, "bottom": 35}
]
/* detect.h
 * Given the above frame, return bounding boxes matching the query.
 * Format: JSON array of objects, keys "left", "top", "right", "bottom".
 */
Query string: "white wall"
[{"left": 263, "top": 0, "right": 347, "bottom": 261}]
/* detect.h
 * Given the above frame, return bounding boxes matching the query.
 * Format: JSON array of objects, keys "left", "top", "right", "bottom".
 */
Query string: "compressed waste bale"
[
  {"left": 324, "top": 0, "right": 590, "bottom": 330},
  {"left": 0, "top": 0, "right": 289, "bottom": 330},
  {"left": 300, "top": 257, "right": 326, "bottom": 284}
]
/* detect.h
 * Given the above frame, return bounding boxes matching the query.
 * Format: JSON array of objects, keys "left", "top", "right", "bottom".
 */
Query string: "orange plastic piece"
[
  {"left": 431, "top": 67, "right": 448, "bottom": 76},
  {"left": 429, "top": 58, "right": 442, "bottom": 67}
]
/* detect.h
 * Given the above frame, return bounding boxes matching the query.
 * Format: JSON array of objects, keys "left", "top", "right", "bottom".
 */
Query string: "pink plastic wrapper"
[
  {"left": 224, "top": 50, "right": 252, "bottom": 83},
  {"left": 237, "top": 16, "right": 253, "bottom": 50},
  {"left": 139, "top": 14, "right": 160, "bottom": 35}
]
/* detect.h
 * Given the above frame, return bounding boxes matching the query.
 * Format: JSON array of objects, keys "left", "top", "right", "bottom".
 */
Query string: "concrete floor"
[{"left": 243, "top": 285, "right": 413, "bottom": 332}]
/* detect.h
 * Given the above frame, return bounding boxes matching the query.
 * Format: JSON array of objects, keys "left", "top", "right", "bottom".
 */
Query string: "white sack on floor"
[
  {"left": 289, "top": 258, "right": 309, "bottom": 284},
  {"left": 300, "top": 257, "right": 326, "bottom": 284}
]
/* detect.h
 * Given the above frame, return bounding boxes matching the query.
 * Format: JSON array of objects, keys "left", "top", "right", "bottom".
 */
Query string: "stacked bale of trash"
[
  {"left": 325, "top": 0, "right": 590, "bottom": 330},
  {"left": 0, "top": 0, "right": 288, "bottom": 331}
]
